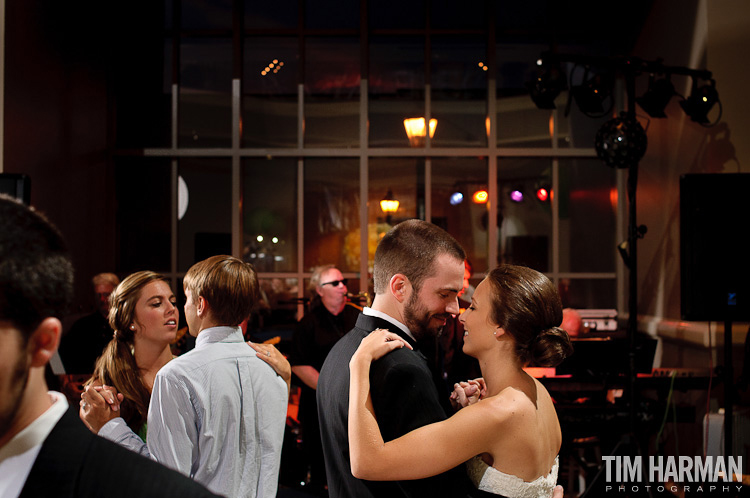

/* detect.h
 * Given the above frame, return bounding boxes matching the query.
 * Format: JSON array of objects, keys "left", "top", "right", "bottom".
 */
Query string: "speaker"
[
  {"left": 680, "top": 173, "right": 750, "bottom": 321},
  {"left": 0, "top": 173, "right": 31, "bottom": 205}
]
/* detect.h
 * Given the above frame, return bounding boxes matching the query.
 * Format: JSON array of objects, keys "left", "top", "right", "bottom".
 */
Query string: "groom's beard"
[{"left": 403, "top": 291, "right": 450, "bottom": 342}]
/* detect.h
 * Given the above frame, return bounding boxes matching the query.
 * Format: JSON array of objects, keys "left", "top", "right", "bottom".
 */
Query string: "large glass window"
[{"left": 122, "top": 2, "right": 624, "bottom": 322}]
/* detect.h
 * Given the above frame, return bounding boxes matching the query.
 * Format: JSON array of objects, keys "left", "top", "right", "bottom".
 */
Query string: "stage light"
[
  {"left": 535, "top": 186, "right": 551, "bottom": 202},
  {"left": 680, "top": 78, "right": 721, "bottom": 126},
  {"left": 449, "top": 192, "right": 464, "bottom": 205},
  {"left": 594, "top": 112, "right": 648, "bottom": 169},
  {"left": 636, "top": 74, "right": 675, "bottom": 118},
  {"left": 509, "top": 188, "right": 524, "bottom": 203},
  {"left": 472, "top": 190, "right": 488, "bottom": 204},
  {"left": 526, "top": 61, "right": 566, "bottom": 110},
  {"left": 571, "top": 68, "right": 613, "bottom": 117}
]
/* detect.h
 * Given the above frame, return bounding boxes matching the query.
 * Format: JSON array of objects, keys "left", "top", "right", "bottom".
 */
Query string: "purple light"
[{"left": 510, "top": 190, "right": 524, "bottom": 203}]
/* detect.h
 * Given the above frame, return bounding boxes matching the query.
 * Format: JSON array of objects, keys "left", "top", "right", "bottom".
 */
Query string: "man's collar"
[{"left": 362, "top": 307, "right": 415, "bottom": 342}]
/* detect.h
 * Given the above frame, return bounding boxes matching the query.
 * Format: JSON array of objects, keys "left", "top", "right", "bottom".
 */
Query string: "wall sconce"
[
  {"left": 403, "top": 117, "right": 437, "bottom": 147},
  {"left": 380, "top": 189, "right": 399, "bottom": 224},
  {"left": 380, "top": 189, "right": 399, "bottom": 214}
]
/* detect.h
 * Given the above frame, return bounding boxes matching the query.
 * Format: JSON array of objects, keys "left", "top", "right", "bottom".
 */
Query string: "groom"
[
  {"left": 318, "top": 219, "right": 564, "bottom": 498},
  {"left": 318, "top": 219, "right": 471, "bottom": 497}
]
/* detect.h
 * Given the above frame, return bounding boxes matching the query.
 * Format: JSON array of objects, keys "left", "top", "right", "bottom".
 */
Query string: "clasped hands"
[
  {"left": 79, "top": 382, "right": 124, "bottom": 433},
  {"left": 450, "top": 378, "right": 486, "bottom": 410}
]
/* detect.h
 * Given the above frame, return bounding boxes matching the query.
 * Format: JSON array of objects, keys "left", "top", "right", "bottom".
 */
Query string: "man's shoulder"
[{"left": 25, "top": 409, "right": 218, "bottom": 498}]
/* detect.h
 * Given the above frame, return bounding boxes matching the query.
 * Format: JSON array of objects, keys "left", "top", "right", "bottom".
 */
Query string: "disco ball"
[{"left": 594, "top": 112, "right": 647, "bottom": 169}]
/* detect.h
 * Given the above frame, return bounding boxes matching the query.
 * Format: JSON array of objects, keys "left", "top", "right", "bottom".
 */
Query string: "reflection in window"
[
  {"left": 243, "top": 37, "right": 298, "bottom": 147},
  {"left": 179, "top": 38, "right": 232, "bottom": 147},
  {"left": 367, "top": 158, "right": 421, "bottom": 270},
  {"left": 252, "top": 277, "right": 300, "bottom": 343},
  {"left": 242, "top": 159, "right": 297, "bottom": 272},
  {"left": 559, "top": 158, "right": 617, "bottom": 273},
  {"left": 178, "top": 159, "right": 232, "bottom": 272},
  {"left": 432, "top": 36, "right": 487, "bottom": 147},
  {"left": 369, "top": 36, "right": 425, "bottom": 148},
  {"left": 497, "top": 158, "right": 553, "bottom": 272},
  {"left": 304, "top": 159, "right": 360, "bottom": 272},
  {"left": 431, "top": 158, "right": 488, "bottom": 271},
  {"left": 304, "top": 37, "right": 360, "bottom": 147}
]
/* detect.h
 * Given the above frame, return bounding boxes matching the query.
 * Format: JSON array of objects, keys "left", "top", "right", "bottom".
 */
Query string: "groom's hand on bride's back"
[{"left": 552, "top": 484, "right": 564, "bottom": 498}]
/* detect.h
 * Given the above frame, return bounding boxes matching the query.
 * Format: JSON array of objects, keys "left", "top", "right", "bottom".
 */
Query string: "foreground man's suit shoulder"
[{"left": 19, "top": 408, "right": 220, "bottom": 498}]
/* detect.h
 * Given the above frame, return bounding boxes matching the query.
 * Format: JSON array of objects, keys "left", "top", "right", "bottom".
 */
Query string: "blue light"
[{"left": 449, "top": 192, "right": 464, "bottom": 205}]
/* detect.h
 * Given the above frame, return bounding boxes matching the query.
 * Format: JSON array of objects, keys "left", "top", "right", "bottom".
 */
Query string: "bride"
[{"left": 348, "top": 264, "right": 573, "bottom": 497}]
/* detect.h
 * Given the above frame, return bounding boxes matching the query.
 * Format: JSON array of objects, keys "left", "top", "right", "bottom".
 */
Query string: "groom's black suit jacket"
[
  {"left": 317, "top": 312, "right": 471, "bottom": 498},
  {"left": 18, "top": 407, "right": 220, "bottom": 498}
]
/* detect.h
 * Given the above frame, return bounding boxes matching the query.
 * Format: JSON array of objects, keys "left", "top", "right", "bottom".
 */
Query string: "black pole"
[
  {"left": 625, "top": 69, "right": 639, "bottom": 438},
  {"left": 724, "top": 318, "right": 733, "bottom": 458}
]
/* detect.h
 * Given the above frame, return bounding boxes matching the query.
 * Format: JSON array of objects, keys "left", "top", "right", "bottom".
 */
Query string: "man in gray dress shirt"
[{"left": 97, "top": 255, "right": 288, "bottom": 497}]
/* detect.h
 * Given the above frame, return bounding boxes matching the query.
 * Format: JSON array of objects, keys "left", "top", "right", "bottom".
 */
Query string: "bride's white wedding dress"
[{"left": 466, "top": 456, "right": 559, "bottom": 498}]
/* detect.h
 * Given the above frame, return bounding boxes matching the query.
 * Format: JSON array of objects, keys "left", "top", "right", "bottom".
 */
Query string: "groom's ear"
[{"left": 389, "top": 274, "right": 410, "bottom": 303}]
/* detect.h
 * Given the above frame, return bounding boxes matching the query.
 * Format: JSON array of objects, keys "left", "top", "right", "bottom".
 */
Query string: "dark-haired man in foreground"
[{"left": 0, "top": 194, "right": 219, "bottom": 498}]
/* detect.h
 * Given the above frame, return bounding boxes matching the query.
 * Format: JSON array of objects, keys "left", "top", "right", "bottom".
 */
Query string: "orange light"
[
  {"left": 403, "top": 117, "right": 437, "bottom": 147},
  {"left": 380, "top": 189, "right": 399, "bottom": 213},
  {"left": 472, "top": 190, "right": 488, "bottom": 204}
]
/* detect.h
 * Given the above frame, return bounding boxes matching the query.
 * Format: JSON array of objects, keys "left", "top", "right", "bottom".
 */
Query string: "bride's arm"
[{"left": 348, "top": 330, "right": 497, "bottom": 481}]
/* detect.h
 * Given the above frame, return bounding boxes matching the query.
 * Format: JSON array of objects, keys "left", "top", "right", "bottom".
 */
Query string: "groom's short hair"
[{"left": 373, "top": 219, "right": 465, "bottom": 295}]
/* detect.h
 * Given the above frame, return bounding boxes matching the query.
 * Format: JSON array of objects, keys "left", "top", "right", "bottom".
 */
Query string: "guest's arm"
[{"left": 249, "top": 341, "right": 292, "bottom": 393}]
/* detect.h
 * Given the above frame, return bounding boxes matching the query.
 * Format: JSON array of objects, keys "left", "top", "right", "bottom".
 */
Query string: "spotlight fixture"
[
  {"left": 535, "top": 185, "right": 551, "bottom": 202},
  {"left": 680, "top": 78, "right": 721, "bottom": 126},
  {"left": 571, "top": 67, "right": 613, "bottom": 117},
  {"left": 636, "top": 74, "right": 676, "bottom": 118},
  {"left": 509, "top": 188, "right": 524, "bottom": 203},
  {"left": 594, "top": 112, "right": 648, "bottom": 169},
  {"left": 472, "top": 190, "right": 489, "bottom": 204},
  {"left": 526, "top": 61, "right": 566, "bottom": 110},
  {"left": 449, "top": 191, "right": 464, "bottom": 205}
]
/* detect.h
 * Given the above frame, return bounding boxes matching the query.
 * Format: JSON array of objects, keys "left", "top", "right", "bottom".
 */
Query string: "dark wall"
[{"left": 3, "top": 1, "right": 116, "bottom": 317}]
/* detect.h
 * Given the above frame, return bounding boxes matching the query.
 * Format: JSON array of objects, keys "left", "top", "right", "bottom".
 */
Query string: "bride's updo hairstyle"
[
  {"left": 486, "top": 265, "right": 573, "bottom": 367},
  {"left": 87, "top": 271, "right": 169, "bottom": 433}
]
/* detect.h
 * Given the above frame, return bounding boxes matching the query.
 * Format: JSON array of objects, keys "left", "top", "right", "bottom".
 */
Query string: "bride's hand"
[{"left": 351, "top": 329, "right": 412, "bottom": 365}]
